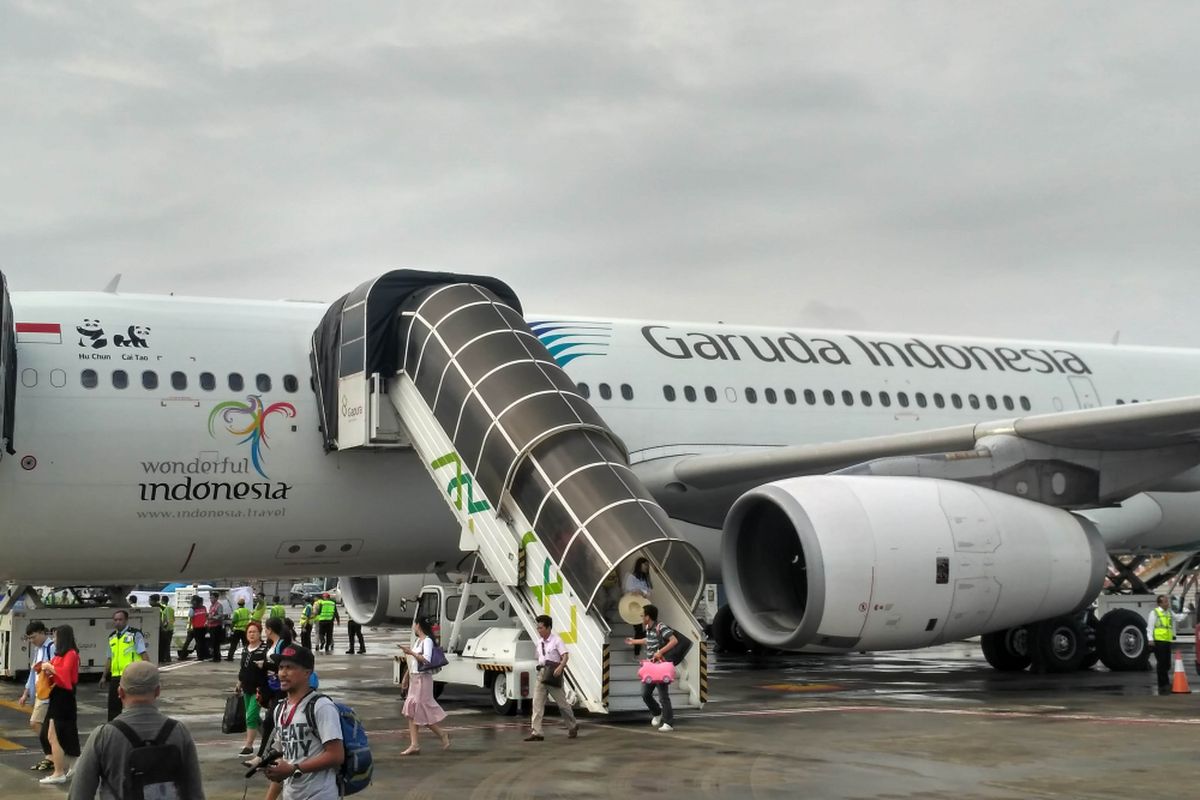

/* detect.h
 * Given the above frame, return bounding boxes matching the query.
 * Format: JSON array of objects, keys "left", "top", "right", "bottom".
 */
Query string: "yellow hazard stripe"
[
  {"left": 477, "top": 664, "right": 512, "bottom": 672},
  {"left": 699, "top": 640, "right": 709, "bottom": 704},
  {"left": 602, "top": 644, "right": 610, "bottom": 707},
  {"left": 0, "top": 699, "right": 31, "bottom": 715},
  {"left": 0, "top": 736, "right": 23, "bottom": 751}
]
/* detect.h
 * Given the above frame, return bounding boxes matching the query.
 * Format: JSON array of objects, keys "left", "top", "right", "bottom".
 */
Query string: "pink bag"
[{"left": 638, "top": 659, "right": 676, "bottom": 684}]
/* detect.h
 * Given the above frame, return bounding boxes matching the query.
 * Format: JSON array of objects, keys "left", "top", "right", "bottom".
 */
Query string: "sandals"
[{"left": 400, "top": 747, "right": 421, "bottom": 756}]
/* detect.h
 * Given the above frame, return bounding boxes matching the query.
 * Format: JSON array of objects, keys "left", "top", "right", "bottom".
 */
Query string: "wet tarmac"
[{"left": 2, "top": 627, "right": 1197, "bottom": 799}]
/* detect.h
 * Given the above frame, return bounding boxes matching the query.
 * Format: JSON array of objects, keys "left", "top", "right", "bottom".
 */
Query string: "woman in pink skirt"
[{"left": 399, "top": 616, "right": 450, "bottom": 755}]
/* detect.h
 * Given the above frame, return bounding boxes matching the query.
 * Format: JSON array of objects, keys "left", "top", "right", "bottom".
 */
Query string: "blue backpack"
[{"left": 303, "top": 693, "right": 372, "bottom": 795}]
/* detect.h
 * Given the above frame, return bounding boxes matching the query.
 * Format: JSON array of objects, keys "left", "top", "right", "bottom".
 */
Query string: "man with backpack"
[
  {"left": 262, "top": 644, "right": 345, "bottom": 799},
  {"left": 625, "top": 604, "right": 684, "bottom": 733},
  {"left": 68, "top": 661, "right": 204, "bottom": 800}
]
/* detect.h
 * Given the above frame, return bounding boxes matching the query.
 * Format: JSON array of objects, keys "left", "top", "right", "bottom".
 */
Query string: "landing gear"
[
  {"left": 980, "top": 626, "right": 1032, "bottom": 671},
  {"left": 1030, "top": 616, "right": 1088, "bottom": 673},
  {"left": 488, "top": 673, "right": 517, "bottom": 716},
  {"left": 712, "top": 605, "right": 761, "bottom": 653},
  {"left": 1095, "top": 609, "right": 1150, "bottom": 672}
]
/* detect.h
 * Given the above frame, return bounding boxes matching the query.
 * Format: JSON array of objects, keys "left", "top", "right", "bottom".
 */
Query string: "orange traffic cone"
[{"left": 1172, "top": 652, "right": 1192, "bottom": 694}]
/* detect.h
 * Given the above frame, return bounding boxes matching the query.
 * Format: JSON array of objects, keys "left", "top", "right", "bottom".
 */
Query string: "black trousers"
[
  {"left": 182, "top": 628, "right": 208, "bottom": 660},
  {"left": 301, "top": 624, "right": 312, "bottom": 651},
  {"left": 641, "top": 681, "right": 674, "bottom": 725},
  {"left": 209, "top": 627, "right": 225, "bottom": 662},
  {"left": 158, "top": 628, "right": 173, "bottom": 663},
  {"left": 1154, "top": 640, "right": 1173, "bottom": 687},
  {"left": 227, "top": 630, "right": 247, "bottom": 661},
  {"left": 318, "top": 621, "right": 334, "bottom": 652},
  {"left": 106, "top": 678, "right": 121, "bottom": 721},
  {"left": 347, "top": 620, "right": 365, "bottom": 653}
]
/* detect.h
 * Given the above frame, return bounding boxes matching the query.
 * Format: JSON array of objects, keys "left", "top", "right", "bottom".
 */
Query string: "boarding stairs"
[{"left": 311, "top": 271, "right": 707, "bottom": 714}]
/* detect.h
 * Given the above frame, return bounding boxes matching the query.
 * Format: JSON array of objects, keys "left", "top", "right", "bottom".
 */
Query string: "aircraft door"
[
  {"left": 1068, "top": 376, "right": 1100, "bottom": 409},
  {"left": 0, "top": 272, "right": 14, "bottom": 455}
]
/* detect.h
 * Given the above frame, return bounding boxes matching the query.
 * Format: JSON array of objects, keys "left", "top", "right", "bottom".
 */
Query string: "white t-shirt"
[
  {"left": 408, "top": 635, "right": 434, "bottom": 673},
  {"left": 274, "top": 692, "right": 343, "bottom": 800}
]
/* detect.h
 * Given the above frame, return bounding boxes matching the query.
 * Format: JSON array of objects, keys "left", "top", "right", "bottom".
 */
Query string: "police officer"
[
  {"left": 101, "top": 608, "right": 146, "bottom": 720},
  {"left": 300, "top": 595, "right": 315, "bottom": 651},
  {"left": 227, "top": 597, "right": 250, "bottom": 661}
]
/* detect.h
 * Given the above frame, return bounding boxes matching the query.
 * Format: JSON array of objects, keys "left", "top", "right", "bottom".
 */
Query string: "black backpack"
[
  {"left": 106, "top": 718, "right": 184, "bottom": 800},
  {"left": 657, "top": 624, "right": 693, "bottom": 665}
]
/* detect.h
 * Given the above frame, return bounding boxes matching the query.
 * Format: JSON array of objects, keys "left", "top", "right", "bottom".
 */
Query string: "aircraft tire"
[
  {"left": 980, "top": 627, "right": 1032, "bottom": 671},
  {"left": 1096, "top": 609, "right": 1151, "bottom": 672},
  {"left": 712, "top": 605, "right": 759, "bottom": 653},
  {"left": 1032, "top": 616, "right": 1088, "bottom": 673}
]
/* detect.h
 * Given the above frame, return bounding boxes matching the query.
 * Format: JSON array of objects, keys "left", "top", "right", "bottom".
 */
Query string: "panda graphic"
[
  {"left": 113, "top": 325, "right": 151, "bottom": 348},
  {"left": 76, "top": 319, "right": 107, "bottom": 349}
]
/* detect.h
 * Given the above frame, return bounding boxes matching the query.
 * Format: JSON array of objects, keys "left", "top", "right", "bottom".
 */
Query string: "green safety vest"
[
  {"left": 1154, "top": 607, "right": 1175, "bottom": 642},
  {"left": 269, "top": 604, "right": 286, "bottom": 620},
  {"left": 109, "top": 629, "right": 141, "bottom": 677},
  {"left": 300, "top": 604, "right": 313, "bottom": 625},
  {"left": 232, "top": 607, "right": 250, "bottom": 631},
  {"left": 159, "top": 605, "right": 174, "bottom": 632},
  {"left": 317, "top": 599, "right": 336, "bottom": 621},
  {"left": 251, "top": 602, "right": 266, "bottom": 622}
]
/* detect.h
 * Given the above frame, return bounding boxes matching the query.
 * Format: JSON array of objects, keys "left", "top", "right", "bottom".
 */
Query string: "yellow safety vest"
[
  {"left": 232, "top": 607, "right": 250, "bottom": 631},
  {"left": 269, "top": 604, "right": 286, "bottom": 619},
  {"left": 317, "top": 599, "right": 336, "bottom": 621},
  {"left": 109, "top": 629, "right": 140, "bottom": 676},
  {"left": 251, "top": 602, "right": 266, "bottom": 622},
  {"left": 300, "top": 604, "right": 313, "bottom": 625},
  {"left": 1154, "top": 607, "right": 1175, "bottom": 642},
  {"left": 159, "top": 605, "right": 174, "bottom": 632}
]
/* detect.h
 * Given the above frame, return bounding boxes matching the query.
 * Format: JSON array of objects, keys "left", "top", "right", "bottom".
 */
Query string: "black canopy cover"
[{"left": 309, "top": 269, "right": 522, "bottom": 452}]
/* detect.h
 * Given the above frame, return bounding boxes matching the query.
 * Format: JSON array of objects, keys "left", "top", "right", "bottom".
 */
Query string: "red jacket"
[{"left": 50, "top": 650, "right": 79, "bottom": 691}]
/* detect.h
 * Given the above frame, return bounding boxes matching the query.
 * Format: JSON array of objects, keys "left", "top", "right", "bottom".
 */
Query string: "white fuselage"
[{"left": 3, "top": 292, "right": 1198, "bottom": 584}]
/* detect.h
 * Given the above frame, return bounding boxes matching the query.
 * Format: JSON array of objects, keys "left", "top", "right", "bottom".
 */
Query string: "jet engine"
[
  {"left": 340, "top": 574, "right": 427, "bottom": 625},
  {"left": 721, "top": 475, "right": 1106, "bottom": 652}
]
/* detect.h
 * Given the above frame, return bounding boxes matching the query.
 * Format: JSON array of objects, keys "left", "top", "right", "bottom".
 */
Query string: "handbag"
[
  {"left": 658, "top": 624, "right": 693, "bottom": 665},
  {"left": 222, "top": 693, "right": 246, "bottom": 734},
  {"left": 417, "top": 642, "right": 448, "bottom": 673},
  {"left": 35, "top": 668, "right": 53, "bottom": 701},
  {"left": 638, "top": 659, "right": 676, "bottom": 684},
  {"left": 539, "top": 661, "right": 564, "bottom": 687}
]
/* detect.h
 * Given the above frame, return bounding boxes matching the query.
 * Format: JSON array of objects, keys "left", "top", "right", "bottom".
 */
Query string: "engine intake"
[
  {"left": 340, "top": 575, "right": 425, "bottom": 625},
  {"left": 722, "top": 476, "right": 1106, "bottom": 652}
]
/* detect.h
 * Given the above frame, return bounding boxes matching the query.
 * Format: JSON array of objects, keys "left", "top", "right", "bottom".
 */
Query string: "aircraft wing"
[{"left": 634, "top": 396, "right": 1200, "bottom": 528}]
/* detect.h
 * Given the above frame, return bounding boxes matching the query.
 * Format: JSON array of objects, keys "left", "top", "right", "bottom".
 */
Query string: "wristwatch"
[{"left": 291, "top": 766, "right": 304, "bottom": 779}]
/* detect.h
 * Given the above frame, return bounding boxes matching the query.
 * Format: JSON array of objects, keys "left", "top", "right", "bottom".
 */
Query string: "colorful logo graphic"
[
  {"left": 528, "top": 320, "right": 612, "bottom": 367},
  {"left": 208, "top": 396, "right": 297, "bottom": 479}
]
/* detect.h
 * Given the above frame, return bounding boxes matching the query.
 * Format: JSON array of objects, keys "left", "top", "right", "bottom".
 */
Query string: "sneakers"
[
  {"left": 567, "top": 725, "right": 579, "bottom": 739},
  {"left": 523, "top": 733, "right": 544, "bottom": 741},
  {"left": 650, "top": 715, "right": 662, "bottom": 727},
  {"left": 39, "top": 774, "right": 68, "bottom": 785},
  {"left": 658, "top": 723, "right": 674, "bottom": 732},
  {"left": 237, "top": 747, "right": 254, "bottom": 757}
]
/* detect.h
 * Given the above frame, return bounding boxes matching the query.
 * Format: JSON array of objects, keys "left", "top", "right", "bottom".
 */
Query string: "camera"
[{"left": 244, "top": 749, "right": 283, "bottom": 779}]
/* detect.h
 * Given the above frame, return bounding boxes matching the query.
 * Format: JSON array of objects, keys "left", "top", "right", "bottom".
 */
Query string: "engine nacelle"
[
  {"left": 722, "top": 476, "right": 1106, "bottom": 652},
  {"left": 340, "top": 574, "right": 427, "bottom": 626}
]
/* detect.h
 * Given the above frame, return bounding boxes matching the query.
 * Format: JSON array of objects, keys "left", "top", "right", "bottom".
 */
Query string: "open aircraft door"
[
  {"left": 0, "top": 273, "right": 14, "bottom": 455},
  {"left": 1068, "top": 376, "right": 1100, "bottom": 409}
]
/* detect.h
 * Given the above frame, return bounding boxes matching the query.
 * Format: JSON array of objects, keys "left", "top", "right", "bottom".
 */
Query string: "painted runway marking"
[
  {"left": 675, "top": 703, "right": 1200, "bottom": 727},
  {"left": 160, "top": 660, "right": 208, "bottom": 674},
  {"left": 0, "top": 699, "right": 32, "bottom": 716}
]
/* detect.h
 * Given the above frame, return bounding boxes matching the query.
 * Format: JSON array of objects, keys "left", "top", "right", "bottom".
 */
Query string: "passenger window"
[
  {"left": 915, "top": 392, "right": 927, "bottom": 408},
  {"left": 200, "top": 372, "right": 216, "bottom": 391},
  {"left": 81, "top": 369, "right": 98, "bottom": 389},
  {"left": 860, "top": 390, "right": 873, "bottom": 407},
  {"left": 804, "top": 389, "right": 816, "bottom": 405},
  {"left": 284, "top": 374, "right": 299, "bottom": 393},
  {"left": 1115, "top": 398, "right": 1125, "bottom": 406},
  {"left": 951, "top": 394, "right": 963, "bottom": 409},
  {"left": 20, "top": 368, "right": 36, "bottom": 388},
  {"left": 599, "top": 383, "right": 612, "bottom": 400},
  {"left": 841, "top": 390, "right": 854, "bottom": 406},
  {"left": 256, "top": 373, "right": 272, "bottom": 393},
  {"left": 934, "top": 393, "right": 945, "bottom": 409},
  {"left": 662, "top": 385, "right": 675, "bottom": 402},
  {"left": 112, "top": 370, "right": 129, "bottom": 390},
  {"left": 1003, "top": 395, "right": 1015, "bottom": 411},
  {"left": 229, "top": 373, "right": 244, "bottom": 392},
  {"left": 171, "top": 371, "right": 187, "bottom": 391},
  {"left": 968, "top": 394, "right": 980, "bottom": 410},
  {"left": 745, "top": 388, "right": 758, "bottom": 404},
  {"left": 50, "top": 369, "right": 66, "bottom": 388},
  {"left": 879, "top": 391, "right": 891, "bottom": 408},
  {"left": 986, "top": 395, "right": 997, "bottom": 410},
  {"left": 579, "top": 383, "right": 591, "bottom": 399},
  {"left": 898, "top": 392, "right": 910, "bottom": 408},
  {"left": 142, "top": 371, "right": 159, "bottom": 390},
  {"left": 784, "top": 389, "right": 796, "bottom": 405},
  {"left": 704, "top": 386, "right": 717, "bottom": 403},
  {"left": 1020, "top": 396, "right": 1032, "bottom": 411},
  {"left": 620, "top": 384, "right": 633, "bottom": 401},
  {"left": 684, "top": 386, "right": 697, "bottom": 402},
  {"left": 822, "top": 390, "right": 834, "bottom": 406},
  {"left": 764, "top": 388, "right": 777, "bottom": 404}
]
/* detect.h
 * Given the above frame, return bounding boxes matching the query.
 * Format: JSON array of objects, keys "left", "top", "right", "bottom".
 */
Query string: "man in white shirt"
[
  {"left": 524, "top": 614, "right": 579, "bottom": 741},
  {"left": 263, "top": 644, "right": 344, "bottom": 800},
  {"left": 17, "top": 621, "right": 55, "bottom": 771}
]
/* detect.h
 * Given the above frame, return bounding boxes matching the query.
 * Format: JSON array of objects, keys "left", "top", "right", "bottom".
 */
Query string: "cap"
[
  {"left": 276, "top": 644, "right": 315, "bottom": 671},
  {"left": 322, "top": 592, "right": 330, "bottom": 598}
]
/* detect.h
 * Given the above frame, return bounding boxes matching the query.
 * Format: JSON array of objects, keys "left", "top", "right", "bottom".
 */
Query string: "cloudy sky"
[{"left": 1, "top": 2, "right": 1197, "bottom": 345}]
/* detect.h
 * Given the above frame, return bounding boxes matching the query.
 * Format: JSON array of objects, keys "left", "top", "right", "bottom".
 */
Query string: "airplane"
[{"left": 1, "top": 269, "right": 1198, "bottom": 680}]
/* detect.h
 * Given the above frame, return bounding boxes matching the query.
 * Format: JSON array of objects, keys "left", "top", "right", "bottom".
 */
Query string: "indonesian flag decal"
[{"left": 15, "top": 322, "right": 63, "bottom": 344}]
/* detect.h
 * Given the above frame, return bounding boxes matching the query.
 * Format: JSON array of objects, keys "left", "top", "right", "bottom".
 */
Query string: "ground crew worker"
[
  {"left": 149, "top": 595, "right": 172, "bottom": 664},
  {"left": 269, "top": 596, "right": 286, "bottom": 620},
  {"left": 317, "top": 593, "right": 339, "bottom": 654},
  {"left": 300, "top": 596, "right": 315, "bottom": 650},
  {"left": 251, "top": 594, "right": 266, "bottom": 624},
  {"left": 227, "top": 597, "right": 250, "bottom": 661},
  {"left": 101, "top": 608, "right": 146, "bottom": 721},
  {"left": 1148, "top": 595, "right": 1182, "bottom": 691}
]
